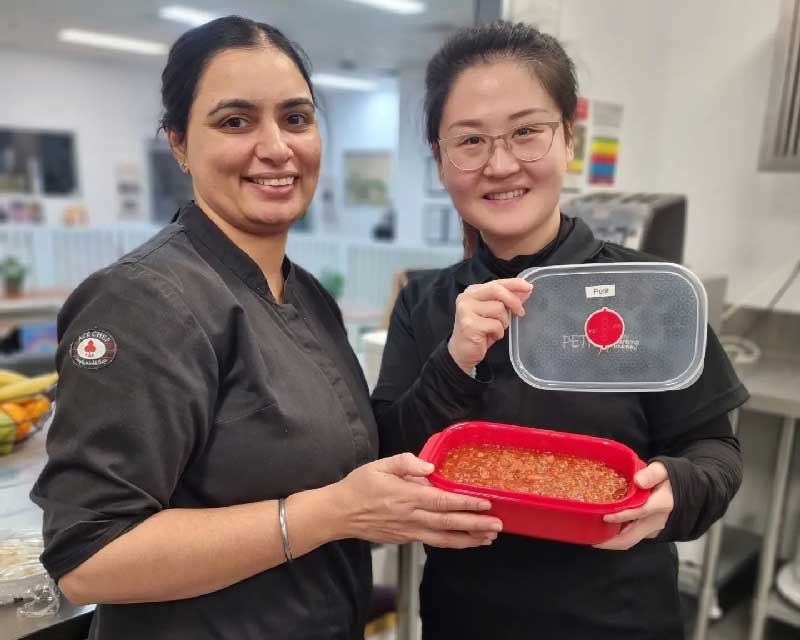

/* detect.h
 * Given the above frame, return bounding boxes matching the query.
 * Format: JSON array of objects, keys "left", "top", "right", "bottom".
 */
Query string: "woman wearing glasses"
[{"left": 372, "top": 21, "right": 747, "bottom": 639}]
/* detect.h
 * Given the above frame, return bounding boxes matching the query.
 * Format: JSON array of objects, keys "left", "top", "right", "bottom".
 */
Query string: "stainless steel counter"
[
  {"left": 736, "top": 358, "right": 800, "bottom": 418},
  {"left": 734, "top": 357, "right": 800, "bottom": 640},
  {"left": 0, "top": 601, "right": 93, "bottom": 640},
  {"left": 0, "top": 419, "right": 96, "bottom": 640}
]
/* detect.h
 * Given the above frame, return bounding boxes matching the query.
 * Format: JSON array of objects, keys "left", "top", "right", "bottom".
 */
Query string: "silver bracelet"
[{"left": 278, "top": 497, "right": 293, "bottom": 563}]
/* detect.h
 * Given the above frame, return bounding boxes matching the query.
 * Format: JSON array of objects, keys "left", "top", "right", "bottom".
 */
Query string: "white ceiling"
[{"left": 0, "top": 0, "right": 476, "bottom": 76}]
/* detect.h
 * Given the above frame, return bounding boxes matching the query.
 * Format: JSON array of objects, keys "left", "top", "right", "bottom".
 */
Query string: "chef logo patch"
[{"left": 70, "top": 329, "right": 118, "bottom": 370}]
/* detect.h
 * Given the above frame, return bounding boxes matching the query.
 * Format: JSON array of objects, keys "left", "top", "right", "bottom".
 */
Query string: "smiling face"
[
  {"left": 168, "top": 46, "right": 321, "bottom": 237},
  {"left": 437, "top": 59, "right": 573, "bottom": 257}
]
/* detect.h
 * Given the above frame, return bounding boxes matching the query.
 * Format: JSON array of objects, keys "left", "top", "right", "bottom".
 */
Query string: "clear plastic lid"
[
  {"left": 509, "top": 263, "right": 707, "bottom": 392},
  {"left": 0, "top": 529, "right": 60, "bottom": 616}
]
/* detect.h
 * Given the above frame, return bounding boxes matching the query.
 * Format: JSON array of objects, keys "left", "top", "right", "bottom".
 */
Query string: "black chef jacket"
[
  {"left": 372, "top": 216, "right": 748, "bottom": 640},
  {"left": 31, "top": 203, "right": 378, "bottom": 640}
]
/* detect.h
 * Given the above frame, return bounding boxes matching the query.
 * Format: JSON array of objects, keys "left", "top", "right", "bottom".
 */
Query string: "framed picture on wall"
[
  {"left": 344, "top": 150, "right": 392, "bottom": 206},
  {"left": 148, "top": 141, "right": 193, "bottom": 224},
  {"left": 424, "top": 202, "right": 461, "bottom": 246},
  {"left": 0, "top": 128, "right": 78, "bottom": 195},
  {"left": 425, "top": 156, "right": 447, "bottom": 197}
]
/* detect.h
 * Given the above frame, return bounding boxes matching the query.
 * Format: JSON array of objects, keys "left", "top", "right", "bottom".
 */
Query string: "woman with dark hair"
[
  {"left": 373, "top": 21, "right": 747, "bottom": 639},
  {"left": 31, "top": 16, "right": 502, "bottom": 640}
]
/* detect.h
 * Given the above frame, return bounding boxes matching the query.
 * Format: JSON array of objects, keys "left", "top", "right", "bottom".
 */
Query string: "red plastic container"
[{"left": 419, "top": 421, "right": 650, "bottom": 545}]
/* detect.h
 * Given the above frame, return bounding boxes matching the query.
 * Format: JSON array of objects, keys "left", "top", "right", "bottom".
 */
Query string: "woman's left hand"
[{"left": 593, "top": 461, "right": 674, "bottom": 551}]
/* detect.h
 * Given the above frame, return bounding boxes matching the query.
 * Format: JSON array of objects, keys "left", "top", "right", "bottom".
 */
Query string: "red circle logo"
[
  {"left": 584, "top": 307, "right": 625, "bottom": 351},
  {"left": 70, "top": 329, "right": 118, "bottom": 370}
]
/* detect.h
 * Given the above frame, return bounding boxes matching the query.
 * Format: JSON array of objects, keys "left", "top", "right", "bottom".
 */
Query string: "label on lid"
[{"left": 585, "top": 284, "right": 616, "bottom": 299}]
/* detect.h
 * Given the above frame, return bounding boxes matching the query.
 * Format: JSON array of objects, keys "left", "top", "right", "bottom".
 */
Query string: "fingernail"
[
  {"left": 491, "top": 522, "right": 503, "bottom": 531},
  {"left": 482, "top": 539, "right": 493, "bottom": 545},
  {"left": 479, "top": 501, "right": 492, "bottom": 510}
]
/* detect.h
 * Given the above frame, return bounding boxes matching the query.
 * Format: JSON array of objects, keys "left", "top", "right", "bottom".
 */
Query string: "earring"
[{"left": 180, "top": 161, "right": 188, "bottom": 172}]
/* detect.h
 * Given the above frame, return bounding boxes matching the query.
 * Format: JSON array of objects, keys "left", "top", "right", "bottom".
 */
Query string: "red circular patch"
[
  {"left": 584, "top": 307, "right": 625, "bottom": 351},
  {"left": 70, "top": 329, "right": 118, "bottom": 370}
]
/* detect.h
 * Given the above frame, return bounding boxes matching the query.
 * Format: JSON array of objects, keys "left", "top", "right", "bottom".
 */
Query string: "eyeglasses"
[{"left": 438, "top": 120, "right": 562, "bottom": 171}]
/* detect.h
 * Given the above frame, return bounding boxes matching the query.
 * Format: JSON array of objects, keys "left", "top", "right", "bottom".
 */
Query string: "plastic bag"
[{"left": 0, "top": 529, "right": 59, "bottom": 617}]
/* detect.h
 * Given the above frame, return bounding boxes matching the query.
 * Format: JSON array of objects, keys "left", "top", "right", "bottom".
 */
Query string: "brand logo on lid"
[{"left": 584, "top": 307, "right": 625, "bottom": 351}]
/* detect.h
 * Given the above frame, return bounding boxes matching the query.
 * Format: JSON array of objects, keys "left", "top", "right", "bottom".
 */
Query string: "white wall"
[
  {"left": 0, "top": 48, "right": 161, "bottom": 227},
  {"left": 0, "top": 47, "right": 401, "bottom": 239},
  {"left": 393, "top": 65, "right": 429, "bottom": 246},
  {"left": 314, "top": 84, "right": 399, "bottom": 239},
  {"left": 7, "top": 2, "right": 798, "bottom": 306},
  {"left": 555, "top": 1, "right": 671, "bottom": 191},
  {"left": 650, "top": 0, "right": 800, "bottom": 313},
  {"left": 513, "top": 0, "right": 800, "bottom": 312},
  {"left": 510, "top": 0, "right": 800, "bottom": 557}
]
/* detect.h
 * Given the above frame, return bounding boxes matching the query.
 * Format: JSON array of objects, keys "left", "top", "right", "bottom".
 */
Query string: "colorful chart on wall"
[
  {"left": 588, "top": 137, "right": 619, "bottom": 185},
  {"left": 588, "top": 101, "right": 623, "bottom": 187}
]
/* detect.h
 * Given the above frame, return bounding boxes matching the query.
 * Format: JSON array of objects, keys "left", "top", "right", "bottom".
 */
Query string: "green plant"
[
  {"left": 0, "top": 257, "right": 27, "bottom": 279},
  {"left": 0, "top": 257, "right": 28, "bottom": 295},
  {"left": 319, "top": 269, "right": 345, "bottom": 301}
]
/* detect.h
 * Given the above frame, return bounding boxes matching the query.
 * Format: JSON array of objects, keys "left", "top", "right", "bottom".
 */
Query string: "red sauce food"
[{"left": 438, "top": 445, "right": 628, "bottom": 503}]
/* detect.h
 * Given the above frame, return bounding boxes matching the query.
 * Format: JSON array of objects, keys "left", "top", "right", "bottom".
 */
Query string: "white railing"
[
  {"left": 0, "top": 225, "right": 462, "bottom": 308},
  {"left": 0, "top": 224, "right": 157, "bottom": 291},
  {"left": 345, "top": 242, "right": 462, "bottom": 309}
]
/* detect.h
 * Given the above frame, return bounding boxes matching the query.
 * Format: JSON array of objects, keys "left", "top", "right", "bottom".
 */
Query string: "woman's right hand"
[
  {"left": 329, "top": 453, "right": 503, "bottom": 549},
  {"left": 448, "top": 278, "right": 533, "bottom": 374}
]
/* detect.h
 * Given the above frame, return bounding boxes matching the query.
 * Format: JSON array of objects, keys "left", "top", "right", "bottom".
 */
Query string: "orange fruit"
[
  {"left": 0, "top": 402, "right": 33, "bottom": 441},
  {"left": 19, "top": 396, "right": 50, "bottom": 421}
]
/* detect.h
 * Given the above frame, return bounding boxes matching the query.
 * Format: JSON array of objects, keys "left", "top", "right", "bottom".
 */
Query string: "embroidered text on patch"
[{"left": 70, "top": 329, "right": 118, "bottom": 370}]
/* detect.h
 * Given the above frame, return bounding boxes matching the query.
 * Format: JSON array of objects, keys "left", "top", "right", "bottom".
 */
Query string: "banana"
[
  {"left": 0, "top": 372, "right": 58, "bottom": 403},
  {"left": 0, "top": 411, "right": 14, "bottom": 454},
  {"left": 0, "top": 369, "right": 28, "bottom": 386}
]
